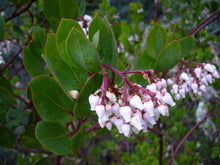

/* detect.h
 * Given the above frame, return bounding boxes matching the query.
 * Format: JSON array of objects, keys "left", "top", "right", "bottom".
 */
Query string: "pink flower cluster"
[
  {"left": 89, "top": 78, "right": 176, "bottom": 137},
  {"left": 168, "top": 63, "right": 219, "bottom": 100}
]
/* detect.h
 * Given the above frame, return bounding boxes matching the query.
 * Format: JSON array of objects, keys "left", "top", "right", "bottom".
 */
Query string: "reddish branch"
[
  {"left": 154, "top": 0, "right": 159, "bottom": 23},
  {"left": 167, "top": 99, "right": 219, "bottom": 165},
  {"left": 5, "top": 0, "right": 37, "bottom": 22},
  {"left": 187, "top": 9, "right": 220, "bottom": 36},
  {"left": 12, "top": 146, "right": 51, "bottom": 154}
]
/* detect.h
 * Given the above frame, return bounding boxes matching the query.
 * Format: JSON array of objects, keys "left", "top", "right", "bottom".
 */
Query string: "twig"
[
  {"left": 0, "top": 3, "right": 14, "bottom": 11},
  {"left": 85, "top": 123, "right": 100, "bottom": 134},
  {"left": 154, "top": 0, "right": 159, "bottom": 23},
  {"left": 55, "top": 155, "right": 62, "bottom": 165},
  {"left": 5, "top": 0, "right": 37, "bottom": 22},
  {"left": 9, "top": 64, "right": 24, "bottom": 80},
  {"left": 167, "top": 99, "right": 219, "bottom": 165},
  {"left": 12, "top": 146, "right": 51, "bottom": 154},
  {"left": 157, "top": 119, "right": 163, "bottom": 165}
]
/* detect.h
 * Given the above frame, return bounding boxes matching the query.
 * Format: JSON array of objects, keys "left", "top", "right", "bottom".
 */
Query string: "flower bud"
[
  {"left": 143, "top": 100, "right": 154, "bottom": 117},
  {"left": 205, "top": 74, "right": 213, "bottom": 83},
  {"left": 119, "top": 106, "right": 132, "bottom": 122},
  {"left": 179, "top": 88, "right": 185, "bottom": 98},
  {"left": 115, "top": 118, "right": 123, "bottom": 133},
  {"left": 95, "top": 104, "right": 105, "bottom": 118},
  {"left": 167, "top": 78, "right": 174, "bottom": 85},
  {"left": 162, "top": 93, "right": 176, "bottom": 107},
  {"left": 199, "top": 85, "right": 206, "bottom": 92},
  {"left": 98, "top": 118, "right": 106, "bottom": 128},
  {"left": 172, "top": 84, "right": 179, "bottom": 94},
  {"left": 212, "top": 71, "right": 219, "bottom": 78},
  {"left": 194, "top": 67, "right": 202, "bottom": 78},
  {"left": 131, "top": 114, "right": 143, "bottom": 131},
  {"left": 157, "top": 104, "right": 169, "bottom": 116},
  {"left": 122, "top": 123, "right": 131, "bottom": 137},
  {"left": 106, "top": 91, "right": 117, "bottom": 103},
  {"left": 201, "top": 77, "right": 208, "bottom": 85},
  {"left": 112, "top": 103, "right": 120, "bottom": 116},
  {"left": 129, "top": 95, "right": 144, "bottom": 110},
  {"left": 180, "top": 72, "right": 190, "bottom": 81},
  {"left": 204, "top": 63, "right": 214, "bottom": 73},
  {"left": 146, "top": 83, "right": 157, "bottom": 93},
  {"left": 191, "top": 83, "right": 198, "bottom": 93},
  {"left": 68, "top": 90, "right": 79, "bottom": 99},
  {"left": 143, "top": 113, "right": 156, "bottom": 127},
  {"left": 106, "top": 121, "right": 112, "bottom": 131},
  {"left": 89, "top": 94, "right": 100, "bottom": 111}
]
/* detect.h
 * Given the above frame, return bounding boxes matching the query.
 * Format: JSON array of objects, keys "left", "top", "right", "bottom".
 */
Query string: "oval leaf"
[
  {"left": 0, "top": 126, "right": 16, "bottom": 147},
  {"left": 155, "top": 40, "right": 182, "bottom": 72},
  {"left": 29, "top": 76, "right": 74, "bottom": 122},
  {"left": 0, "top": 87, "right": 17, "bottom": 111},
  {"left": 179, "top": 35, "right": 194, "bottom": 57},
  {"left": 36, "top": 121, "right": 71, "bottom": 155}
]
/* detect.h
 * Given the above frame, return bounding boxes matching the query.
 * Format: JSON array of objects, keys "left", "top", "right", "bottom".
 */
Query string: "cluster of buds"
[
  {"left": 128, "top": 34, "right": 139, "bottom": 45},
  {"left": 167, "top": 62, "right": 219, "bottom": 100},
  {"left": 88, "top": 65, "right": 176, "bottom": 137},
  {"left": 0, "top": 39, "right": 16, "bottom": 55}
]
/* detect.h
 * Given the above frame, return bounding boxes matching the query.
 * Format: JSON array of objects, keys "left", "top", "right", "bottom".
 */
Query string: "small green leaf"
[
  {"left": 89, "top": 15, "right": 117, "bottom": 67},
  {"left": 13, "top": 25, "right": 24, "bottom": 36},
  {"left": 146, "top": 24, "right": 167, "bottom": 58},
  {"left": 36, "top": 121, "right": 71, "bottom": 155},
  {"left": 134, "top": 49, "right": 155, "bottom": 70},
  {"left": 179, "top": 35, "right": 194, "bottom": 57},
  {"left": 92, "top": 30, "right": 100, "bottom": 48},
  {"left": 0, "top": 126, "right": 16, "bottom": 147},
  {"left": 67, "top": 27, "right": 102, "bottom": 73},
  {"left": 0, "top": 16, "right": 5, "bottom": 38},
  {"left": 34, "top": 158, "right": 48, "bottom": 165},
  {"left": 155, "top": 40, "right": 182, "bottom": 72},
  {"left": 23, "top": 46, "right": 43, "bottom": 77},
  {"left": 74, "top": 74, "right": 102, "bottom": 117},
  {"left": 7, "top": 109, "right": 29, "bottom": 126},
  {"left": 29, "top": 41, "right": 44, "bottom": 62},
  {"left": 29, "top": 76, "right": 74, "bottom": 122},
  {"left": 78, "top": 0, "right": 86, "bottom": 16},
  {"left": 59, "top": 0, "right": 79, "bottom": 19},
  {"left": 0, "top": 87, "right": 17, "bottom": 111},
  {"left": 44, "top": 34, "right": 84, "bottom": 92},
  {"left": 71, "top": 126, "right": 85, "bottom": 154},
  {"left": 31, "top": 26, "right": 47, "bottom": 47}
]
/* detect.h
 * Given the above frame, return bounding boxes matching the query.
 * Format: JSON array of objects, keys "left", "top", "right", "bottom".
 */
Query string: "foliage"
[{"left": 0, "top": 0, "right": 220, "bottom": 164}]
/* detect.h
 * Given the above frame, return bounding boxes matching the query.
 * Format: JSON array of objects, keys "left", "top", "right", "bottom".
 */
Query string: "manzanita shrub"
[{"left": 0, "top": 0, "right": 220, "bottom": 164}]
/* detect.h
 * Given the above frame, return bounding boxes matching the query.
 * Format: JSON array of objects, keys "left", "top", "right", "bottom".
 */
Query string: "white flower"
[
  {"left": 204, "top": 64, "right": 215, "bottom": 73},
  {"left": 191, "top": 83, "right": 198, "bottom": 93},
  {"left": 172, "top": 84, "right": 179, "bottom": 94},
  {"left": 83, "top": 14, "right": 92, "bottom": 22},
  {"left": 131, "top": 114, "right": 143, "bottom": 131},
  {"left": 205, "top": 74, "right": 213, "bottom": 83},
  {"left": 212, "top": 71, "right": 219, "bottom": 78},
  {"left": 111, "top": 103, "right": 120, "bottom": 116},
  {"left": 68, "top": 90, "right": 79, "bottom": 99},
  {"left": 156, "top": 79, "right": 167, "bottom": 90},
  {"left": 110, "top": 116, "right": 116, "bottom": 124},
  {"left": 167, "top": 78, "right": 174, "bottom": 85},
  {"left": 180, "top": 72, "right": 190, "bottom": 81},
  {"left": 106, "top": 121, "right": 112, "bottom": 131},
  {"left": 179, "top": 88, "right": 186, "bottom": 98},
  {"left": 95, "top": 104, "right": 105, "bottom": 118},
  {"left": 106, "top": 91, "right": 117, "bottom": 103},
  {"left": 199, "top": 85, "right": 206, "bottom": 92},
  {"left": 119, "top": 106, "right": 132, "bottom": 122},
  {"left": 0, "top": 56, "right": 5, "bottom": 65},
  {"left": 143, "top": 100, "right": 154, "bottom": 117},
  {"left": 143, "top": 113, "right": 156, "bottom": 126},
  {"left": 157, "top": 104, "right": 169, "bottom": 116},
  {"left": 201, "top": 77, "right": 208, "bottom": 85},
  {"left": 161, "top": 93, "right": 176, "bottom": 107},
  {"left": 141, "top": 120, "right": 148, "bottom": 133},
  {"left": 137, "top": 8, "right": 144, "bottom": 13},
  {"left": 175, "top": 93, "right": 181, "bottom": 100},
  {"left": 115, "top": 118, "right": 123, "bottom": 133},
  {"left": 122, "top": 123, "right": 131, "bottom": 137},
  {"left": 146, "top": 83, "right": 157, "bottom": 93},
  {"left": 194, "top": 68, "right": 202, "bottom": 78},
  {"left": 129, "top": 95, "right": 144, "bottom": 110},
  {"left": 98, "top": 118, "right": 106, "bottom": 128},
  {"left": 89, "top": 94, "right": 100, "bottom": 111}
]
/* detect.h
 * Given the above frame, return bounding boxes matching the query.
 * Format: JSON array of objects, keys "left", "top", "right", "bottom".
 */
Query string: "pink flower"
[
  {"left": 119, "top": 106, "right": 132, "bottom": 122},
  {"left": 89, "top": 94, "right": 100, "bottom": 111},
  {"left": 106, "top": 121, "right": 112, "bottom": 131},
  {"left": 129, "top": 95, "right": 144, "bottom": 110},
  {"left": 143, "top": 100, "right": 154, "bottom": 117},
  {"left": 131, "top": 114, "right": 143, "bottom": 131},
  {"left": 157, "top": 104, "right": 169, "bottom": 116},
  {"left": 122, "top": 123, "right": 131, "bottom": 137},
  {"left": 95, "top": 104, "right": 105, "bottom": 118},
  {"left": 161, "top": 93, "right": 176, "bottom": 107}
]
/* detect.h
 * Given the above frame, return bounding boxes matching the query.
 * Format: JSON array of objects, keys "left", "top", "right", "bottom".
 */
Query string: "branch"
[
  {"left": 157, "top": 119, "right": 163, "bottom": 165},
  {"left": 187, "top": 9, "right": 220, "bottom": 36},
  {"left": 12, "top": 146, "right": 51, "bottom": 154},
  {"left": 167, "top": 100, "right": 219, "bottom": 165},
  {"left": 5, "top": 0, "right": 37, "bottom": 22},
  {"left": 154, "top": 0, "right": 159, "bottom": 23}
]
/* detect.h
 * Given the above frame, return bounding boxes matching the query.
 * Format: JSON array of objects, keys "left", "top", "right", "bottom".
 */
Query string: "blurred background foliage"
[{"left": 0, "top": 0, "right": 220, "bottom": 164}]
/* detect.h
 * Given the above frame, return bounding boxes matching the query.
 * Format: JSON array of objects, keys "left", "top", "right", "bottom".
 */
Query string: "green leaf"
[
  {"left": 134, "top": 49, "right": 155, "bottom": 70},
  {"left": 13, "top": 25, "right": 24, "bottom": 36},
  {"left": 71, "top": 126, "right": 85, "bottom": 154},
  {"left": 44, "top": 34, "right": 83, "bottom": 92},
  {"left": 0, "top": 77, "right": 12, "bottom": 92},
  {"left": 78, "top": 0, "right": 86, "bottom": 16},
  {"left": 49, "top": 17, "right": 60, "bottom": 32},
  {"left": 31, "top": 26, "right": 47, "bottom": 47},
  {"left": 179, "top": 35, "right": 194, "bottom": 57},
  {"left": 0, "top": 126, "right": 16, "bottom": 147},
  {"left": 89, "top": 15, "right": 117, "bottom": 67},
  {"left": 92, "top": 30, "right": 100, "bottom": 48},
  {"left": 23, "top": 46, "right": 43, "bottom": 77},
  {"left": 59, "top": 0, "right": 79, "bottom": 19},
  {"left": 67, "top": 27, "right": 102, "bottom": 73},
  {"left": 7, "top": 109, "right": 29, "bottom": 126},
  {"left": 74, "top": 74, "right": 102, "bottom": 117},
  {"left": 129, "top": 74, "right": 148, "bottom": 87},
  {"left": 43, "top": 0, "right": 61, "bottom": 19},
  {"left": 56, "top": 18, "right": 84, "bottom": 65},
  {"left": 34, "top": 158, "right": 48, "bottom": 165},
  {"left": 29, "top": 41, "right": 44, "bottom": 62},
  {"left": 0, "top": 87, "right": 17, "bottom": 111},
  {"left": 36, "top": 121, "right": 71, "bottom": 155},
  {"left": 146, "top": 24, "right": 167, "bottom": 58},
  {"left": 155, "top": 40, "right": 182, "bottom": 72},
  {"left": 29, "top": 76, "right": 74, "bottom": 122},
  {"left": 0, "top": 16, "right": 5, "bottom": 38}
]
